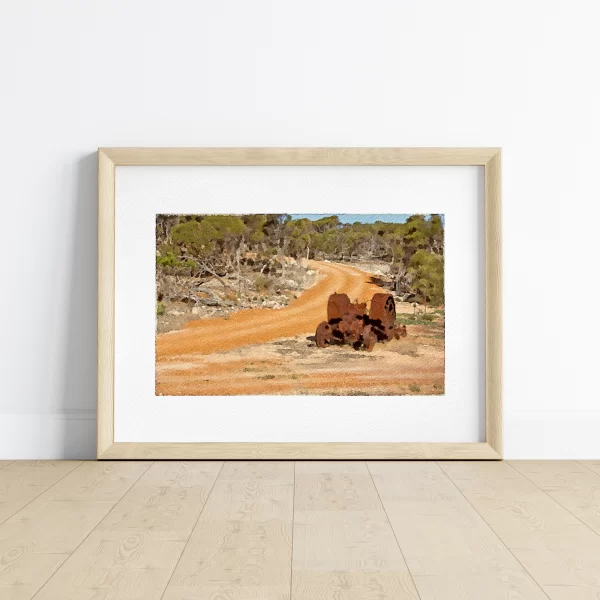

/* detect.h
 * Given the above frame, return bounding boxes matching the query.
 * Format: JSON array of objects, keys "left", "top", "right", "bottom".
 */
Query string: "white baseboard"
[
  {"left": 0, "top": 411, "right": 97, "bottom": 459},
  {"left": 504, "top": 410, "right": 600, "bottom": 459},
  {"left": 0, "top": 410, "right": 598, "bottom": 459}
]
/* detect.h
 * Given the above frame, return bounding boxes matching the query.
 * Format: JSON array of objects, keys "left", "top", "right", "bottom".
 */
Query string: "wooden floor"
[{"left": 2, "top": 461, "right": 600, "bottom": 599}]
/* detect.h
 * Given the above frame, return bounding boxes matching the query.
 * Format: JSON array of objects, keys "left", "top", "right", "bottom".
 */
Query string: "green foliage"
[
  {"left": 156, "top": 252, "right": 198, "bottom": 275},
  {"left": 429, "top": 214, "right": 443, "bottom": 237},
  {"left": 404, "top": 214, "right": 430, "bottom": 249},
  {"left": 156, "top": 302, "right": 166, "bottom": 316},
  {"left": 286, "top": 218, "right": 314, "bottom": 257},
  {"left": 156, "top": 252, "right": 181, "bottom": 268},
  {"left": 408, "top": 249, "right": 444, "bottom": 306},
  {"left": 184, "top": 259, "right": 199, "bottom": 273},
  {"left": 202, "top": 215, "right": 246, "bottom": 238},
  {"left": 245, "top": 214, "right": 268, "bottom": 243},
  {"left": 169, "top": 215, "right": 245, "bottom": 258},
  {"left": 398, "top": 315, "right": 440, "bottom": 326},
  {"left": 170, "top": 220, "right": 215, "bottom": 257},
  {"left": 313, "top": 215, "right": 341, "bottom": 232},
  {"left": 156, "top": 213, "right": 445, "bottom": 305},
  {"left": 254, "top": 274, "right": 270, "bottom": 292}
]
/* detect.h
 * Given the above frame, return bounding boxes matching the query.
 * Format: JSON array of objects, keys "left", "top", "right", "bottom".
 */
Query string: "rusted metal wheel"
[
  {"left": 370, "top": 293, "right": 397, "bottom": 341},
  {"left": 315, "top": 321, "right": 333, "bottom": 348},
  {"left": 362, "top": 324, "right": 377, "bottom": 352},
  {"left": 370, "top": 293, "right": 396, "bottom": 325}
]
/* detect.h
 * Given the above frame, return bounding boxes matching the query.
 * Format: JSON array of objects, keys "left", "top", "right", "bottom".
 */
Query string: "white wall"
[{"left": 1, "top": 0, "right": 598, "bottom": 459}]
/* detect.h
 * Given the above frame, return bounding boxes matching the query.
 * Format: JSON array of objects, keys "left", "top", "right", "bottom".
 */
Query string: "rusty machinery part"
[
  {"left": 362, "top": 324, "right": 377, "bottom": 352},
  {"left": 315, "top": 321, "right": 333, "bottom": 348},
  {"left": 350, "top": 300, "right": 367, "bottom": 316},
  {"left": 327, "top": 293, "right": 351, "bottom": 320},
  {"left": 337, "top": 313, "right": 365, "bottom": 347},
  {"left": 370, "top": 293, "right": 396, "bottom": 326},
  {"left": 327, "top": 292, "right": 366, "bottom": 321},
  {"left": 369, "top": 293, "right": 398, "bottom": 341},
  {"left": 316, "top": 291, "right": 407, "bottom": 351}
]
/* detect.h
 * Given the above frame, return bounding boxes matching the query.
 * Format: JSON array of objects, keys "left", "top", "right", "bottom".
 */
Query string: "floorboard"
[
  {"left": 0, "top": 460, "right": 82, "bottom": 524},
  {"left": 31, "top": 461, "right": 222, "bottom": 600},
  {"left": 0, "top": 461, "right": 150, "bottom": 600},
  {"left": 441, "top": 460, "right": 600, "bottom": 596},
  {"left": 293, "top": 461, "right": 419, "bottom": 599},
  {"left": 370, "top": 461, "right": 547, "bottom": 599},
  {"left": 510, "top": 461, "right": 600, "bottom": 536},
  {"left": 162, "top": 461, "right": 293, "bottom": 600},
  {"left": 580, "top": 462, "right": 600, "bottom": 477},
  {"left": 2, "top": 460, "right": 600, "bottom": 600}
]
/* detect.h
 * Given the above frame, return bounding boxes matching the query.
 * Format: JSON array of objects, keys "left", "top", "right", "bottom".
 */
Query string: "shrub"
[
  {"left": 156, "top": 252, "right": 181, "bottom": 268},
  {"left": 255, "top": 275, "right": 270, "bottom": 292},
  {"left": 397, "top": 315, "right": 436, "bottom": 326},
  {"left": 156, "top": 302, "right": 166, "bottom": 316},
  {"left": 223, "top": 288, "right": 238, "bottom": 303}
]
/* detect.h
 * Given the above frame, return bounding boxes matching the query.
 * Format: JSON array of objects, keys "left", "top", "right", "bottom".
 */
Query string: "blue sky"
[{"left": 290, "top": 214, "right": 439, "bottom": 224}]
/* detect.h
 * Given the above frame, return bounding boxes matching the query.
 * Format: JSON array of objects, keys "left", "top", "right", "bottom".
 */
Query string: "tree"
[
  {"left": 170, "top": 219, "right": 217, "bottom": 258},
  {"left": 286, "top": 218, "right": 315, "bottom": 259},
  {"left": 242, "top": 214, "right": 267, "bottom": 245},
  {"left": 313, "top": 215, "right": 340, "bottom": 232},
  {"left": 408, "top": 249, "right": 444, "bottom": 310},
  {"left": 156, "top": 214, "right": 179, "bottom": 247},
  {"left": 428, "top": 214, "right": 444, "bottom": 254}
]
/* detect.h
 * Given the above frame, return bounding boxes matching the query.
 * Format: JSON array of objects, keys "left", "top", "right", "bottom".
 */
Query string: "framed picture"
[{"left": 98, "top": 148, "right": 501, "bottom": 459}]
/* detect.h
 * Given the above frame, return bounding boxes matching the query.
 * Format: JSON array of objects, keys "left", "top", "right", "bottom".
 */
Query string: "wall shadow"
[{"left": 59, "top": 153, "right": 98, "bottom": 458}]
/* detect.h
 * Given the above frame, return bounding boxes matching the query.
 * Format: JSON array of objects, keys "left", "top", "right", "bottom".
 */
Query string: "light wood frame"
[{"left": 98, "top": 148, "right": 502, "bottom": 460}]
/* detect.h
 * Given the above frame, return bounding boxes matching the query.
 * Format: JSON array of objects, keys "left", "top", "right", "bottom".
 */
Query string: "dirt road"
[{"left": 156, "top": 260, "right": 387, "bottom": 359}]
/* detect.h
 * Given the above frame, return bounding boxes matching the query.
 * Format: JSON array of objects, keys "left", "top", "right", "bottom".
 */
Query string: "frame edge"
[
  {"left": 98, "top": 147, "right": 501, "bottom": 166},
  {"left": 485, "top": 149, "right": 503, "bottom": 458},
  {"left": 97, "top": 148, "right": 502, "bottom": 460},
  {"left": 98, "top": 442, "right": 501, "bottom": 460}
]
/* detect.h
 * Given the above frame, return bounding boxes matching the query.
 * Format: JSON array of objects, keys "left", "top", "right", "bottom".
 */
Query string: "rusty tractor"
[{"left": 315, "top": 292, "right": 407, "bottom": 351}]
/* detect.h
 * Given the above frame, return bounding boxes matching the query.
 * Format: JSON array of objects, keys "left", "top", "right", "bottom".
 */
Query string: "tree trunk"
[
  {"left": 235, "top": 238, "right": 244, "bottom": 292},
  {"left": 197, "top": 260, "right": 232, "bottom": 291},
  {"left": 190, "top": 286, "right": 233, "bottom": 307}
]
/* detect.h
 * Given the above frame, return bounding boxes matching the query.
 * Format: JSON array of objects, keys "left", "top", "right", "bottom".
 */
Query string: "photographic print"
[{"left": 155, "top": 213, "right": 445, "bottom": 396}]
